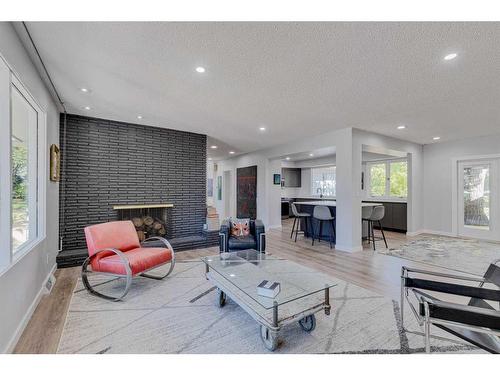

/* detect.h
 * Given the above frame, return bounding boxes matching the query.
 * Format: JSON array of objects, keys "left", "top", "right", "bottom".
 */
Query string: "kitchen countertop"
[
  {"left": 282, "top": 196, "right": 407, "bottom": 204},
  {"left": 294, "top": 200, "right": 382, "bottom": 207}
]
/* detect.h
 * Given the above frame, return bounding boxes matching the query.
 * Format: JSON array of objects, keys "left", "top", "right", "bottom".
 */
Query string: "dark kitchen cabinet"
[
  {"left": 282, "top": 168, "right": 301, "bottom": 187},
  {"left": 368, "top": 201, "right": 407, "bottom": 232},
  {"left": 391, "top": 203, "right": 407, "bottom": 231}
]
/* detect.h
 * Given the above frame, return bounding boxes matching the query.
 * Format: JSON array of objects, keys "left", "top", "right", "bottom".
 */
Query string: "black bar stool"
[
  {"left": 312, "top": 205, "right": 336, "bottom": 249},
  {"left": 290, "top": 203, "right": 311, "bottom": 242},
  {"left": 362, "top": 205, "right": 388, "bottom": 251}
]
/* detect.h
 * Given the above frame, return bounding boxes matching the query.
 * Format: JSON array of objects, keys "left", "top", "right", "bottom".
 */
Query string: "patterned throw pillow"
[{"left": 231, "top": 218, "right": 250, "bottom": 237}]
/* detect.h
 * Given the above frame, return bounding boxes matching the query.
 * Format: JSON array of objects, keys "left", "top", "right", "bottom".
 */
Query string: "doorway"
[{"left": 457, "top": 158, "right": 500, "bottom": 241}]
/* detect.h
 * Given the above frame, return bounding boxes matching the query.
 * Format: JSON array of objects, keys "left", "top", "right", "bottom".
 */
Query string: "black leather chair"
[
  {"left": 219, "top": 219, "right": 266, "bottom": 253},
  {"left": 401, "top": 260, "right": 500, "bottom": 353}
]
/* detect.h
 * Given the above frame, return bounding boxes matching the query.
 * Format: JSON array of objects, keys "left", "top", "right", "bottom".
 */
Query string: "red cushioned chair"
[{"left": 82, "top": 220, "right": 175, "bottom": 301}]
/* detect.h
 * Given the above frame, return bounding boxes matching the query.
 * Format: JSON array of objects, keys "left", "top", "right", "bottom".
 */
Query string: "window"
[
  {"left": 11, "top": 85, "right": 39, "bottom": 252},
  {"left": 0, "top": 60, "right": 46, "bottom": 271},
  {"left": 311, "top": 166, "right": 336, "bottom": 197},
  {"left": 369, "top": 163, "right": 386, "bottom": 197},
  {"left": 367, "top": 159, "right": 407, "bottom": 199}
]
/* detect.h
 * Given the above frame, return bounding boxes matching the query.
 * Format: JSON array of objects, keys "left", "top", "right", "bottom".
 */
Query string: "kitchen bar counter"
[
  {"left": 294, "top": 201, "right": 382, "bottom": 207},
  {"left": 293, "top": 201, "right": 383, "bottom": 242}
]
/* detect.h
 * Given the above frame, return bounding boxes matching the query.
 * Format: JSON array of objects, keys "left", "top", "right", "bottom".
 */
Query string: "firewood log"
[
  {"left": 143, "top": 216, "right": 154, "bottom": 226},
  {"left": 132, "top": 217, "right": 144, "bottom": 228}
]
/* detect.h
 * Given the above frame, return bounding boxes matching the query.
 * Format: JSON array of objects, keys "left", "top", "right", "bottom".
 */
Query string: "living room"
[{"left": 1, "top": 2, "right": 499, "bottom": 374}]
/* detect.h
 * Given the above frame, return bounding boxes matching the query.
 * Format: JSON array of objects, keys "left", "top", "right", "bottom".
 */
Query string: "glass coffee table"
[{"left": 201, "top": 249, "right": 337, "bottom": 351}]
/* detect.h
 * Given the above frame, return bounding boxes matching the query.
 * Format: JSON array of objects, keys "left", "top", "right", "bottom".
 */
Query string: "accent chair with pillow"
[{"left": 219, "top": 218, "right": 266, "bottom": 253}]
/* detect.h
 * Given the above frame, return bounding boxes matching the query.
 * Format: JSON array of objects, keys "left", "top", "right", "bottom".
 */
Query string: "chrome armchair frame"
[
  {"left": 400, "top": 261, "right": 500, "bottom": 353},
  {"left": 81, "top": 236, "right": 175, "bottom": 301}
]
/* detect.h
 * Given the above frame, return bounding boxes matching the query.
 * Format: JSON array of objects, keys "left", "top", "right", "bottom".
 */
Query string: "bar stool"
[
  {"left": 290, "top": 203, "right": 311, "bottom": 242},
  {"left": 362, "top": 205, "right": 388, "bottom": 251},
  {"left": 312, "top": 205, "right": 336, "bottom": 249}
]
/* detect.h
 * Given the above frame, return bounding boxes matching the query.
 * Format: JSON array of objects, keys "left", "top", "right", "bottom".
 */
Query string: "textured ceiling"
[{"left": 18, "top": 22, "right": 500, "bottom": 159}]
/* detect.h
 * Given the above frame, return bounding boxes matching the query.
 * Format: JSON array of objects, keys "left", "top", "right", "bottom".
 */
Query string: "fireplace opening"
[{"left": 113, "top": 204, "right": 173, "bottom": 241}]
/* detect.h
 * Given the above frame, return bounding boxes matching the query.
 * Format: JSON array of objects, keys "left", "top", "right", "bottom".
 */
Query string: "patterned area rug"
[
  {"left": 379, "top": 235, "right": 500, "bottom": 276},
  {"left": 57, "top": 261, "right": 479, "bottom": 354}
]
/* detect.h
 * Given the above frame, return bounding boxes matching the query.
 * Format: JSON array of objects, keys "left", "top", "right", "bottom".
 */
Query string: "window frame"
[
  {"left": 0, "top": 58, "right": 47, "bottom": 274},
  {"left": 310, "top": 165, "right": 336, "bottom": 198},
  {"left": 366, "top": 158, "right": 408, "bottom": 201}
]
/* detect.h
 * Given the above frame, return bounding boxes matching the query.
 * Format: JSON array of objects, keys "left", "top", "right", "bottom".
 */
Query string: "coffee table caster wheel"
[
  {"left": 217, "top": 289, "right": 226, "bottom": 307},
  {"left": 299, "top": 315, "right": 316, "bottom": 332},
  {"left": 260, "top": 325, "right": 278, "bottom": 351}
]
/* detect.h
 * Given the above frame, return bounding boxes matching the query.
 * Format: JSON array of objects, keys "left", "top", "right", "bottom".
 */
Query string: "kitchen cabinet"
[
  {"left": 281, "top": 168, "right": 301, "bottom": 187},
  {"left": 281, "top": 200, "right": 291, "bottom": 218},
  {"left": 367, "top": 201, "right": 407, "bottom": 232}
]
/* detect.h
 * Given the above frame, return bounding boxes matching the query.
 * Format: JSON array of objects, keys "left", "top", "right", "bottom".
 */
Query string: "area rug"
[
  {"left": 379, "top": 235, "right": 500, "bottom": 276},
  {"left": 57, "top": 261, "right": 479, "bottom": 354}
]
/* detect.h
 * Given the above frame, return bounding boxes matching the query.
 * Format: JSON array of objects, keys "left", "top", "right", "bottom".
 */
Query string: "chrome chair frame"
[
  {"left": 400, "top": 261, "right": 500, "bottom": 353},
  {"left": 81, "top": 236, "right": 175, "bottom": 301}
]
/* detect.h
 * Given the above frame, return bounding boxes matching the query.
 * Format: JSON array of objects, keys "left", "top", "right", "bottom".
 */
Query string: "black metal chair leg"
[
  {"left": 290, "top": 217, "right": 297, "bottom": 239},
  {"left": 332, "top": 219, "right": 336, "bottom": 239},
  {"left": 379, "top": 220, "right": 388, "bottom": 248},
  {"left": 294, "top": 218, "right": 299, "bottom": 242},
  {"left": 312, "top": 219, "right": 315, "bottom": 246},
  {"left": 329, "top": 220, "right": 333, "bottom": 249},
  {"left": 318, "top": 220, "right": 322, "bottom": 243},
  {"left": 330, "top": 220, "right": 335, "bottom": 248},
  {"left": 371, "top": 221, "right": 376, "bottom": 251}
]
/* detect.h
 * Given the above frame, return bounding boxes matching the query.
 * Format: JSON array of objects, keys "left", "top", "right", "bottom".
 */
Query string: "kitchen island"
[{"left": 293, "top": 201, "right": 382, "bottom": 243}]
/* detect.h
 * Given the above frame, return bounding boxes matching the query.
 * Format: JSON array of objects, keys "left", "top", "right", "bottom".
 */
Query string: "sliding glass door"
[{"left": 458, "top": 159, "right": 499, "bottom": 241}]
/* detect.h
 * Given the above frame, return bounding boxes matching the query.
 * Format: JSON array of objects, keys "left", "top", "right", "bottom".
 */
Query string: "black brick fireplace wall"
[{"left": 58, "top": 114, "right": 207, "bottom": 266}]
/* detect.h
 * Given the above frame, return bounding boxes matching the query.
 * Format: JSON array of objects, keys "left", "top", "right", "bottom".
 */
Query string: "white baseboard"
[
  {"left": 3, "top": 263, "right": 57, "bottom": 353},
  {"left": 406, "top": 230, "right": 424, "bottom": 236},
  {"left": 267, "top": 224, "right": 282, "bottom": 229},
  {"left": 407, "top": 229, "right": 456, "bottom": 237},
  {"left": 334, "top": 244, "right": 364, "bottom": 253}
]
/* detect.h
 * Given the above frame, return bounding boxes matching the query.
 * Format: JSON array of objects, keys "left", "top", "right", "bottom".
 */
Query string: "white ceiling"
[{"left": 18, "top": 22, "right": 500, "bottom": 159}]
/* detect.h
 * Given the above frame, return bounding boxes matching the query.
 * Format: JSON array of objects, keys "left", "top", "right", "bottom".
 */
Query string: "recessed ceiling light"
[
  {"left": 80, "top": 88, "right": 89, "bottom": 93},
  {"left": 210, "top": 145, "right": 218, "bottom": 149},
  {"left": 259, "top": 127, "right": 266, "bottom": 131},
  {"left": 196, "top": 66, "right": 206, "bottom": 73},
  {"left": 309, "top": 153, "right": 314, "bottom": 157},
  {"left": 208, "top": 157, "right": 212, "bottom": 161},
  {"left": 433, "top": 136, "right": 441, "bottom": 140},
  {"left": 84, "top": 106, "right": 91, "bottom": 110},
  {"left": 137, "top": 115, "right": 143, "bottom": 119},
  {"left": 285, "top": 157, "right": 290, "bottom": 160},
  {"left": 397, "top": 125, "right": 406, "bottom": 130},
  {"left": 444, "top": 53, "right": 457, "bottom": 61},
  {"left": 229, "top": 151, "right": 235, "bottom": 154}
]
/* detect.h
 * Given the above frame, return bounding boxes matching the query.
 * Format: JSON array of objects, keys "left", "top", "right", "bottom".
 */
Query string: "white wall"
[
  {"left": 353, "top": 129, "right": 424, "bottom": 234},
  {"left": 281, "top": 153, "right": 393, "bottom": 199},
  {"left": 215, "top": 153, "right": 282, "bottom": 228},
  {"left": 217, "top": 127, "right": 424, "bottom": 243},
  {"left": 206, "top": 160, "right": 215, "bottom": 207},
  {"left": 423, "top": 134, "right": 500, "bottom": 235},
  {"left": 0, "top": 22, "right": 60, "bottom": 353},
  {"left": 281, "top": 168, "right": 311, "bottom": 198}
]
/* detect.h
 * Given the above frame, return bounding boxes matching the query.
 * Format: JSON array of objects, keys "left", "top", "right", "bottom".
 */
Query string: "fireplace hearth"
[{"left": 113, "top": 203, "right": 174, "bottom": 241}]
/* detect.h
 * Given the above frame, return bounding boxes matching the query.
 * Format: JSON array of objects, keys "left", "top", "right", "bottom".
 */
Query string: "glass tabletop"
[{"left": 201, "top": 250, "right": 337, "bottom": 310}]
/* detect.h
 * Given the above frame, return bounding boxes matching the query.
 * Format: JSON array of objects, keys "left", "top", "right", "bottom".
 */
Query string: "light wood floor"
[{"left": 13, "top": 220, "right": 443, "bottom": 354}]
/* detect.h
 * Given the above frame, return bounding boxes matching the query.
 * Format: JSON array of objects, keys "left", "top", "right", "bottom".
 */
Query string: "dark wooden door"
[{"left": 237, "top": 165, "right": 257, "bottom": 219}]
